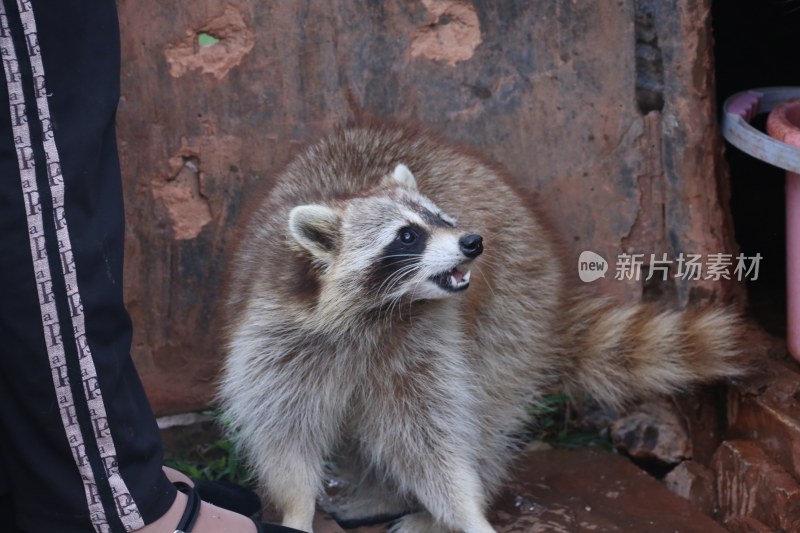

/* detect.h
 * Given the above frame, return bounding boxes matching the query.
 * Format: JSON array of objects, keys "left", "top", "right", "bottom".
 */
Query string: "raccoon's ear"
[
  {"left": 387, "top": 164, "right": 418, "bottom": 191},
  {"left": 288, "top": 205, "right": 340, "bottom": 262}
]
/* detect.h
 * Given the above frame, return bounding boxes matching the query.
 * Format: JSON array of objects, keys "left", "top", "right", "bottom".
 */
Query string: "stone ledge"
[
  {"left": 723, "top": 515, "right": 776, "bottom": 533},
  {"left": 712, "top": 439, "right": 800, "bottom": 531},
  {"left": 727, "top": 357, "right": 800, "bottom": 479}
]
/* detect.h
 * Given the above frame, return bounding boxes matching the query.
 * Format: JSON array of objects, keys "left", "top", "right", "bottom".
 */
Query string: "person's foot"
[
  {"left": 132, "top": 467, "right": 257, "bottom": 533},
  {"left": 133, "top": 489, "right": 258, "bottom": 533},
  {"left": 162, "top": 466, "right": 262, "bottom": 518}
]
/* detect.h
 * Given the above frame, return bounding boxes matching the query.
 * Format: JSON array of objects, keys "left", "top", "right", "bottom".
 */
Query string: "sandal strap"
[
  {"left": 170, "top": 480, "right": 303, "bottom": 533},
  {"left": 173, "top": 482, "right": 201, "bottom": 533}
]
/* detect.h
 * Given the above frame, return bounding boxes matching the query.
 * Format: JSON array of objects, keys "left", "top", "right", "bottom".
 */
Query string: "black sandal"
[
  {"left": 191, "top": 478, "right": 261, "bottom": 518},
  {"left": 173, "top": 482, "right": 303, "bottom": 533}
]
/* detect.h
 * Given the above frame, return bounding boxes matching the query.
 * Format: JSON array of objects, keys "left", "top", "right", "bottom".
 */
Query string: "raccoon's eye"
[{"left": 397, "top": 226, "right": 419, "bottom": 245}]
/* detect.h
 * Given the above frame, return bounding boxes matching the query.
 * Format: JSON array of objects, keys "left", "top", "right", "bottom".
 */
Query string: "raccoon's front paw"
[
  {"left": 387, "top": 512, "right": 448, "bottom": 533},
  {"left": 322, "top": 494, "right": 412, "bottom": 528},
  {"left": 320, "top": 476, "right": 415, "bottom": 528}
]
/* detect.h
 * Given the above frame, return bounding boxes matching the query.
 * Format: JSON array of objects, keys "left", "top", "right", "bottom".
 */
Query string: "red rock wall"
[{"left": 116, "top": 0, "right": 739, "bottom": 414}]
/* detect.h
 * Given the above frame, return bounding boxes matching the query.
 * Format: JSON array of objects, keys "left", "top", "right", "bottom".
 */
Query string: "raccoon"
[{"left": 218, "top": 126, "right": 746, "bottom": 533}]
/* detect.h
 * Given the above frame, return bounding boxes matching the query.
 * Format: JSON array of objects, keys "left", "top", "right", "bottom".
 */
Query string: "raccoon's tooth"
[{"left": 463, "top": 270, "right": 471, "bottom": 283}]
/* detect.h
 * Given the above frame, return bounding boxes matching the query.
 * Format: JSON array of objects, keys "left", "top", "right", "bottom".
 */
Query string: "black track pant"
[{"left": 0, "top": 1, "right": 176, "bottom": 531}]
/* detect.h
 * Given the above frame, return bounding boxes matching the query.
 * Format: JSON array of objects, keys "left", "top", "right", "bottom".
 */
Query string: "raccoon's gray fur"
[{"left": 218, "top": 126, "right": 745, "bottom": 533}]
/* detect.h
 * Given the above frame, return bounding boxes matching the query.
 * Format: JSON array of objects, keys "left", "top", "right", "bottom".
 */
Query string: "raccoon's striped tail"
[{"left": 561, "top": 298, "right": 748, "bottom": 408}]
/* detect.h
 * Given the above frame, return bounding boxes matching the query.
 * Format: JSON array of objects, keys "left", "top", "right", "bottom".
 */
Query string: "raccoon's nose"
[{"left": 459, "top": 233, "right": 483, "bottom": 258}]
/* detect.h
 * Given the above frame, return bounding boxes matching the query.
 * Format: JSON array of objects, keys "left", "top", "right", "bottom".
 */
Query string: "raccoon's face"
[{"left": 288, "top": 164, "right": 483, "bottom": 308}]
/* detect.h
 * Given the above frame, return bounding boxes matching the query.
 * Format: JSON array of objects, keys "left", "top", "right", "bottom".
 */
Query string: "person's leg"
[
  {"left": 0, "top": 3, "right": 292, "bottom": 531},
  {"left": 0, "top": 0, "right": 176, "bottom": 530},
  {"left": 0, "top": 461, "right": 18, "bottom": 532}
]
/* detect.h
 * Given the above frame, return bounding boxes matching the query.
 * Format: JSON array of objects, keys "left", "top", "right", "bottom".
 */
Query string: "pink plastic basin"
[
  {"left": 768, "top": 99, "right": 800, "bottom": 359},
  {"left": 768, "top": 99, "right": 800, "bottom": 147},
  {"left": 723, "top": 88, "right": 800, "bottom": 362}
]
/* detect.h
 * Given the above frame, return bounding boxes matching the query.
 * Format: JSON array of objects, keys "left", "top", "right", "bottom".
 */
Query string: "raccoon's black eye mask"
[{"left": 372, "top": 224, "right": 428, "bottom": 279}]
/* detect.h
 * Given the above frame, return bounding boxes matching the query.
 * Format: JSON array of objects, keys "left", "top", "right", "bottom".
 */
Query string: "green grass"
[
  {"left": 165, "top": 437, "right": 253, "bottom": 485},
  {"left": 163, "top": 411, "right": 254, "bottom": 485},
  {"left": 527, "top": 393, "right": 613, "bottom": 451}
]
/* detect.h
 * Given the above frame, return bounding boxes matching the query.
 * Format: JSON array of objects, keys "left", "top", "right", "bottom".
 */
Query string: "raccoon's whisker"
[
  {"left": 408, "top": 277, "right": 429, "bottom": 324},
  {"left": 472, "top": 264, "right": 497, "bottom": 299},
  {"left": 382, "top": 261, "right": 420, "bottom": 283},
  {"left": 382, "top": 290, "right": 408, "bottom": 323},
  {"left": 380, "top": 254, "right": 423, "bottom": 261},
  {"left": 375, "top": 264, "right": 421, "bottom": 320},
  {"left": 388, "top": 266, "right": 419, "bottom": 301},
  {"left": 377, "top": 291, "right": 399, "bottom": 323},
  {"left": 377, "top": 263, "right": 420, "bottom": 299},
  {"left": 376, "top": 257, "right": 422, "bottom": 276},
  {"left": 390, "top": 294, "right": 406, "bottom": 323}
]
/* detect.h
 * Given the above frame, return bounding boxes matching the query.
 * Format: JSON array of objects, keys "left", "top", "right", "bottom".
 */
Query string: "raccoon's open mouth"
[{"left": 431, "top": 267, "right": 472, "bottom": 292}]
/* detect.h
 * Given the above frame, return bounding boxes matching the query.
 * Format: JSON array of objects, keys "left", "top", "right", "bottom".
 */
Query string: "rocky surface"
[
  {"left": 712, "top": 355, "right": 800, "bottom": 531},
  {"left": 713, "top": 440, "right": 800, "bottom": 532},
  {"left": 610, "top": 399, "right": 692, "bottom": 468},
  {"left": 269, "top": 449, "right": 727, "bottom": 532},
  {"left": 663, "top": 460, "right": 717, "bottom": 517}
]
